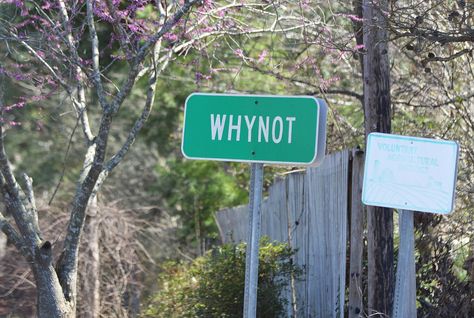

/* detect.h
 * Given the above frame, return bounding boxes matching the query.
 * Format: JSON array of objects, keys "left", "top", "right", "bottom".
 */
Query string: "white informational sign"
[{"left": 362, "top": 133, "right": 459, "bottom": 214}]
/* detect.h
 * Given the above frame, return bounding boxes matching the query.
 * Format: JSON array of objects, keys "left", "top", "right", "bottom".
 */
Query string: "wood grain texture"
[
  {"left": 362, "top": 0, "right": 394, "bottom": 314},
  {"left": 348, "top": 149, "right": 365, "bottom": 318},
  {"left": 286, "top": 172, "right": 306, "bottom": 317},
  {"left": 305, "top": 150, "right": 349, "bottom": 318}
]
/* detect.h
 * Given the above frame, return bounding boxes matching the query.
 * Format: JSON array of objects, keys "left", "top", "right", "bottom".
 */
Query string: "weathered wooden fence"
[{"left": 215, "top": 149, "right": 365, "bottom": 318}]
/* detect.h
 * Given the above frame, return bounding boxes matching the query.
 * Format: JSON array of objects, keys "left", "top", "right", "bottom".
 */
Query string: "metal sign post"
[
  {"left": 393, "top": 209, "right": 416, "bottom": 318},
  {"left": 243, "top": 163, "right": 264, "bottom": 318}
]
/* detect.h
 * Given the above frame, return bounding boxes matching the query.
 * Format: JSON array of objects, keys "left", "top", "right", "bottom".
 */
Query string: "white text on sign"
[{"left": 210, "top": 114, "right": 296, "bottom": 144}]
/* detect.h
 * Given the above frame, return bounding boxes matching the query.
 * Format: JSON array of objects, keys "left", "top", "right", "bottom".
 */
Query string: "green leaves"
[
  {"left": 154, "top": 159, "right": 248, "bottom": 246},
  {"left": 143, "top": 238, "right": 300, "bottom": 318}
]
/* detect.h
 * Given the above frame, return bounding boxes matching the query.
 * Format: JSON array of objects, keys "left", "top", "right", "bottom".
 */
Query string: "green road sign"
[{"left": 181, "top": 93, "right": 327, "bottom": 165}]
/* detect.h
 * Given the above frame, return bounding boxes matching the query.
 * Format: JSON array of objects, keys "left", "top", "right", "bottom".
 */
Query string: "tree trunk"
[
  {"left": 33, "top": 243, "right": 72, "bottom": 318},
  {"left": 82, "top": 197, "right": 101, "bottom": 318},
  {"left": 348, "top": 149, "right": 365, "bottom": 318},
  {"left": 362, "top": 0, "right": 395, "bottom": 316}
]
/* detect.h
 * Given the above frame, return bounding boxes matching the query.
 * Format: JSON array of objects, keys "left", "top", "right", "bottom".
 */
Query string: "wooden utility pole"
[{"left": 362, "top": 0, "right": 394, "bottom": 316}]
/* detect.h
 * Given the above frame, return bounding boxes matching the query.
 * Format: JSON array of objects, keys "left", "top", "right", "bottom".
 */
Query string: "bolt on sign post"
[
  {"left": 182, "top": 93, "right": 327, "bottom": 318},
  {"left": 362, "top": 133, "right": 459, "bottom": 318}
]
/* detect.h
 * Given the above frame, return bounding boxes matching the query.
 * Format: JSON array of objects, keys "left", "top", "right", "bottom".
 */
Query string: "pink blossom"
[
  {"left": 200, "top": 26, "right": 214, "bottom": 33},
  {"left": 4, "top": 101, "right": 25, "bottom": 111},
  {"left": 3, "top": 0, "right": 23, "bottom": 7},
  {"left": 195, "top": 72, "right": 212, "bottom": 82},
  {"left": 41, "top": 1, "right": 52, "bottom": 10},
  {"left": 320, "top": 76, "right": 340, "bottom": 90},
  {"left": 217, "top": 9, "right": 226, "bottom": 18},
  {"left": 336, "top": 13, "right": 364, "bottom": 23},
  {"left": 20, "top": 6, "right": 28, "bottom": 16},
  {"left": 300, "top": 0, "right": 310, "bottom": 9},
  {"left": 32, "top": 16, "right": 52, "bottom": 27},
  {"left": 15, "top": 18, "right": 34, "bottom": 29},
  {"left": 47, "top": 78, "right": 57, "bottom": 85},
  {"left": 333, "top": 50, "right": 348, "bottom": 61},
  {"left": 128, "top": 23, "right": 142, "bottom": 33},
  {"left": 321, "top": 26, "right": 332, "bottom": 34},
  {"left": 234, "top": 49, "right": 244, "bottom": 58},
  {"left": 164, "top": 33, "right": 178, "bottom": 42},
  {"left": 30, "top": 95, "right": 46, "bottom": 102},
  {"left": 354, "top": 44, "right": 365, "bottom": 50},
  {"left": 9, "top": 121, "right": 21, "bottom": 127},
  {"left": 257, "top": 49, "right": 268, "bottom": 63},
  {"left": 12, "top": 72, "right": 27, "bottom": 81}
]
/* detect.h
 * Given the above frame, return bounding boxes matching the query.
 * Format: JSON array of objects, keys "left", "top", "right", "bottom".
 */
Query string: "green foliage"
[
  {"left": 154, "top": 159, "right": 248, "bottom": 246},
  {"left": 142, "top": 238, "right": 300, "bottom": 318},
  {"left": 152, "top": 157, "right": 282, "bottom": 249}
]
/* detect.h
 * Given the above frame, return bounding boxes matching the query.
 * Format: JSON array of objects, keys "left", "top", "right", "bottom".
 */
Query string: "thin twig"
[{"left": 48, "top": 115, "right": 81, "bottom": 206}]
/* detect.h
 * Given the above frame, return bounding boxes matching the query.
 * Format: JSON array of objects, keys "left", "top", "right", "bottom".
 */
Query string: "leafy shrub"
[{"left": 142, "top": 237, "right": 300, "bottom": 318}]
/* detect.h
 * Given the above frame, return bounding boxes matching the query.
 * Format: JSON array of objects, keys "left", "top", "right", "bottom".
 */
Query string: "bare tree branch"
[
  {"left": 322, "top": 89, "right": 363, "bottom": 102},
  {"left": 0, "top": 133, "right": 40, "bottom": 250},
  {"left": 249, "top": 63, "right": 363, "bottom": 102},
  {"left": 110, "top": 0, "right": 200, "bottom": 113},
  {"left": 22, "top": 174, "right": 36, "bottom": 213},
  {"left": 422, "top": 48, "right": 473, "bottom": 64},
  {"left": 393, "top": 92, "right": 474, "bottom": 108},
  {"left": 91, "top": 44, "right": 172, "bottom": 198},
  {"left": 172, "top": 20, "right": 314, "bottom": 56},
  {"left": 22, "top": 173, "right": 39, "bottom": 235},
  {"left": 0, "top": 212, "right": 32, "bottom": 261},
  {"left": 57, "top": 2, "right": 201, "bottom": 296},
  {"left": 86, "top": 0, "right": 109, "bottom": 109},
  {"left": 49, "top": 115, "right": 82, "bottom": 206},
  {"left": 57, "top": 0, "right": 95, "bottom": 144},
  {"left": 391, "top": 29, "right": 474, "bottom": 44},
  {"left": 105, "top": 44, "right": 169, "bottom": 174}
]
